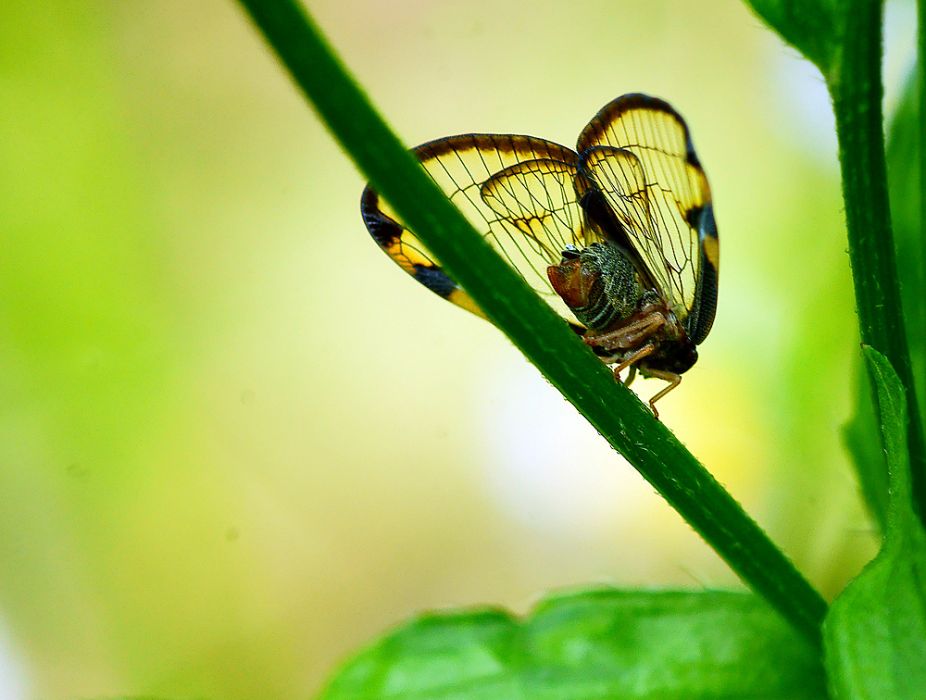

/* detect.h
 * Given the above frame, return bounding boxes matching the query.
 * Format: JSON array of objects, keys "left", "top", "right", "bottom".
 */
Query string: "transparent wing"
[
  {"left": 361, "top": 134, "right": 601, "bottom": 327},
  {"left": 576, "top": 93, "right": 718, "bottom": 339}
]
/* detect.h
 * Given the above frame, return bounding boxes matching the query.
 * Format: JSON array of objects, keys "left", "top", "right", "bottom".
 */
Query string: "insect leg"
[
  {"left": 585, "top": 311, "right": 667, "bottom": 352},
  {"left": 623, "top": 364, "right": 638, "bottom": 387},
  {"left": 611, "top": 344, "right": 654, "bottom": 384},
  {"left": 641, "top": 368, "right": 683, "bottom": 419}
]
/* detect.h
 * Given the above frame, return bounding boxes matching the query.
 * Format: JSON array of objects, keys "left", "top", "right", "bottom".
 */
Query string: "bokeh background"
[{"left": 0, "top": 1, "right": 917, "bottom": 697}]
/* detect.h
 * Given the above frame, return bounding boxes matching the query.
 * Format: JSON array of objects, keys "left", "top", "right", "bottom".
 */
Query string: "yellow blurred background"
[{"left": 0, "top": 1, "right": 916, "bottom": 697}]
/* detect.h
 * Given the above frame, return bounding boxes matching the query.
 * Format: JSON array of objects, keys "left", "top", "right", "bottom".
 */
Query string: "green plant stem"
[
  {"left": 920, "top": 0, "right": 926, "bottom": 374},
  {"left": 828, "top": 0, "right": 926, "bottom": 526},
  {"left": 236, "top": 0, "right": 827, "bottom": 644}
]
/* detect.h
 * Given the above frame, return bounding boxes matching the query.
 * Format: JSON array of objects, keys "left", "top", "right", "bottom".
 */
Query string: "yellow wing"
[
  {"left": 576, "top": 94, "right": 718, "bottom": 341},
  {"left": 361, "top": 134, "right": 602, "bottom": 327}
]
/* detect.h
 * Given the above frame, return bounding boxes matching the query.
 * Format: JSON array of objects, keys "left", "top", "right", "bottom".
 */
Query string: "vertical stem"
[
  {"left": 829, "top": 0, "right": 926, "bottom": 525},
  {"left": 920, "top": 0, "right": 926, "bottom": 331}
]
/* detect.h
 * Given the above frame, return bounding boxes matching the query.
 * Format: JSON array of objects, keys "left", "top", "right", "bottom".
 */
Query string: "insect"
[{"left": 361, "top": 93, "right": 718, "bottom": 417}]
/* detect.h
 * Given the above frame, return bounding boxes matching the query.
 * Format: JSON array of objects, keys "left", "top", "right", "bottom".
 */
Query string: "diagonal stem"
[{"left": 235, "top": 0, "right": 828, "bottom": 644}]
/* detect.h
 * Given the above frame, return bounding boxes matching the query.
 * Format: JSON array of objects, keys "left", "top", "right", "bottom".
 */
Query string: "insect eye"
[{"left": 561, "top": 246, "right": 581, "bottom": 260}]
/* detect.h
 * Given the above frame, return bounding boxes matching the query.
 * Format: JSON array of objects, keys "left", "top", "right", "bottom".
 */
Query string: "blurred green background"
[{"left": 0, "top": 1, "right": 916, "bottom": 698}]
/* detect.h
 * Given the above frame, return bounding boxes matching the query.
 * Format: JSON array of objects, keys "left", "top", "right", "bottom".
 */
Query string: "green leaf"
[
  {"left": 824, "top": 348, "right": 926, "bottom": 699},
  {"left": 320, "top": 589, "right": 825, "bottom": 699},
  {"left": 742, "top": 0, "right": 841, "bottom": 75},
  {"left": 844, "top": 370, "right": 889, "bottom": 530}
]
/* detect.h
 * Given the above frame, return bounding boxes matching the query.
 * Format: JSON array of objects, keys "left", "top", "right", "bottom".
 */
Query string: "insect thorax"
[{"left": 547, "top": 242, "right": 647, "bottom": 331}]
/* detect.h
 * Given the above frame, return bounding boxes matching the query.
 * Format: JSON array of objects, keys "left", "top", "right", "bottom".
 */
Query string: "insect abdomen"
[
  {"left": 547, "top": 243, "right": 644, "bottom": 331},
  {"left": 574, "top": 274, "right": 621, "bottom": 330}
]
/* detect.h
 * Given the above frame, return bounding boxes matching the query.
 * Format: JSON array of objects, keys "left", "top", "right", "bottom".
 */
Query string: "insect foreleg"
[{"left": 584, "top": 310, "right": 667, "bottom": 352}]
